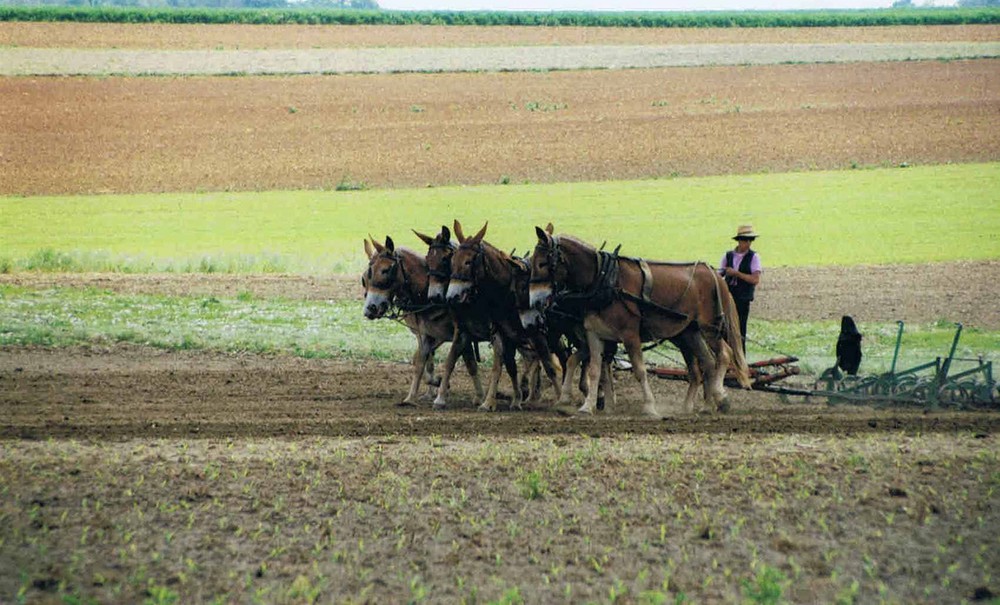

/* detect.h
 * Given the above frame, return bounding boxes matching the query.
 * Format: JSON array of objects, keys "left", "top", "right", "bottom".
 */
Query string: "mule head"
[
  {"left": 446, "top": 222, "right": 489, "bottom": 305},
  {"left": 528, "top": 225, "right": 562, "bottom": 312},
  {"left": 416, "top": 225, "right": 454, "bottom": 304},
  {"left": 362, "top": 235, "right": 401, "bottom": 320},
  {"left": 508, "top": 256, "right": 544, "bottom": 330}
]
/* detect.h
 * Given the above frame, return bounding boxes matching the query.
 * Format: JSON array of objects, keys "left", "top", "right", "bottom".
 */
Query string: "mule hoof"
[
  {"left": 596, "top": 396, "right": 605, "bottom": 411},
  {"left": 432, "top": 402, "right": 447, "bottom": 411},
  {"left": 717, "top": 400, "right": 731, "bottom": 414},
  {"left": 576, "top": 406, "right": 595, "bottom": 416},
  {"left": 397, "top": 400, "right": 415, "bottom": 408}
]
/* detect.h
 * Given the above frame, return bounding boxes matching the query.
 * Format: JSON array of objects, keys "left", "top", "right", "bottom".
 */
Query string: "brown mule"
[
  {"left": 413, "top": 225, "right": 494, "bottom": 409},
  {"left": 528, "top": 225, "right": 751, "bottom": 418},
  {"left": 362, "top": 235, "right": 483, "bottom": 406},
  {"left": 445, "top": 220, "right": 564, "bottom": 411}
]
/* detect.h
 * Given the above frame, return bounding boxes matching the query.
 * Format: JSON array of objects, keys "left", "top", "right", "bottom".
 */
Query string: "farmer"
[{"left": 719, "top": 225, "right": 762, "bottom": 353}]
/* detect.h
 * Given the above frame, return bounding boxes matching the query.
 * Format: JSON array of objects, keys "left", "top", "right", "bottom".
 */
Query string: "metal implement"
[{"left": 813, "top": 322, "right": 998, "bottom": 410}]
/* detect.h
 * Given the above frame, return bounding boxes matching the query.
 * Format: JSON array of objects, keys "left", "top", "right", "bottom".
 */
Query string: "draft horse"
[
  {"left": 362, "top": 235, "right": 483, "bottom": 406},
  {"left": 445, "top": 221, "right": 564, "bottom": 411},
  {"left": 528, "top": 225, "right": 751, "bottom": 417}
]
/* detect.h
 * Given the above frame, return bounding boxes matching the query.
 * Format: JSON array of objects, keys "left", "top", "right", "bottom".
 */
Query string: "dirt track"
[{"left": 2, "top": 343, "right": 999, "bottom": 442}]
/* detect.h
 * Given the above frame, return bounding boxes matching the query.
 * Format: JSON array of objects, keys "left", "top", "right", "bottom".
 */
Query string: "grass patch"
[
  {"left": 1, "top": 163, "right": 997, "bottom": 274},
  {"left": 0, "top": 285, "right": 415, "bottom": 361},
  {"left": 2, "top": 285, "right": 996, "bottom": 376}
]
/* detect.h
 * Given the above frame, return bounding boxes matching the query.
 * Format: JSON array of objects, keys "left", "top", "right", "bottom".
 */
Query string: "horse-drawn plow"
[{"left": 652, "top": 320, "right": 999, "bottom": 410}]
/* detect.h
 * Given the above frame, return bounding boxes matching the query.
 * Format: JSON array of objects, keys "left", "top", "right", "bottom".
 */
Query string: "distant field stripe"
[
  {"left": 4, "top": 43, "right": 1000, "bottom": 76},
  {"left": 1, "top": 163, "right": 997, "bottom": 273},
  {"left": 2, "top": 6, "right": 1000, "bottom": 27}
]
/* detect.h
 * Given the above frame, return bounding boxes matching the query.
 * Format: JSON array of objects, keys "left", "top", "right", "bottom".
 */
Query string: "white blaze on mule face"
[
  {"left": 446, "top": 280, "right": 472, "bottom": 304},
  {"left": 519, "top": 308, "right": 542, "bottom": 330},
  {"left": 529, "top": 283, "right": 552, "bottom": 312},
  {"left": 427, "top": 279, "right": 447, "bottom": 302},
  {"left": 364, "top": 289, "right": 390, "bottom": 319}
]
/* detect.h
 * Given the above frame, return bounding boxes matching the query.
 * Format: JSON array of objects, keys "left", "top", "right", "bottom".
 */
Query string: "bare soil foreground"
[
  {"left": 1, "top": 344, "right": 999, "bottom": 604},
  {"left": 3, "top": 59, "right": 999, "bottom": 195}
]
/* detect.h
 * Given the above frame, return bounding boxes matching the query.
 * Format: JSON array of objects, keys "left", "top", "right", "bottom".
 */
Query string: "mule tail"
[{"left": 719, "top": 278, "right": 752, "bottom": 389}]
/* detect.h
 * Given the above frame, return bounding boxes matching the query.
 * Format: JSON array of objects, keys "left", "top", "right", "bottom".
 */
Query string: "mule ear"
[
  {"left": 470, "top": 221, "right": 488, "bottom": 244},
  {"left": 364, "top": 238, "right": 374, "bottom": 260},
  {"left": 535, "top": 226, "right": 549, "bottom": 243},
  {"left": 545, "top": 222, "right": 554, "bottom": 235},
  {"left": 370, "top": 235, "right": 385, "bottom": 254},
  {"left": 384, "top": 235, "right": 395, "bottom": 252},
  {"left": 413, "top": 229, "right": 434, "bottom": 247},
  {"left": 507, "top": 257, "right": 527, "bottom": 273},
  {"left": 453, "top": 220, "right": 465, "bottom": 243},
  {"left": 440, "top": 225, "right": 451, "bottom": 242}
]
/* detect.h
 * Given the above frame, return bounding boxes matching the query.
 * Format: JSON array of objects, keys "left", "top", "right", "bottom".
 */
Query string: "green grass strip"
[
  {"left": 2, "top": 163, "right": 998, "bottom": 275},
  {"left": 2, "top": 285, "right": 996, "bottom": 377}
]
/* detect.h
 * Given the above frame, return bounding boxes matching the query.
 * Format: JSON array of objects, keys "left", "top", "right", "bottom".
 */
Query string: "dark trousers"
[{"left": 733, "top": 297, "right": 751, "bottom": 353}]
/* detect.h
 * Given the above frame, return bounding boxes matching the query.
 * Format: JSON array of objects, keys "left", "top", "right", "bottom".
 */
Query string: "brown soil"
[
  {"left": 3, "top": 59, "right": 999, "bottom": 195},
  {"left": 3, "top": 22, "right": 998, "bottom": 49},
  {"left": 3, "top": 259, "right": 1000, "bottom": 329},
  {"left": 1, "top": 344, "right": 998, "bottom": 604}
]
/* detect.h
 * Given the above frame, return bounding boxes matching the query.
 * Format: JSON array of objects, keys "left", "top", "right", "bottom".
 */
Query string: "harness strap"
[{"left": 639, "top": 258, "right": 654, "bottom": 302}]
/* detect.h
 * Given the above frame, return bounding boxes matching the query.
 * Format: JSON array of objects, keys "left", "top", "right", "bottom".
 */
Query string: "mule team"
[{"left": 363, "top": 221, "right": 751, "bottom": 418}]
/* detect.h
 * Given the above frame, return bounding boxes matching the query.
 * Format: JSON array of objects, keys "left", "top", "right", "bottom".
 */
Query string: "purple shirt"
[{"left": 719, "top": 249, "right": 762, "bottom": 287}]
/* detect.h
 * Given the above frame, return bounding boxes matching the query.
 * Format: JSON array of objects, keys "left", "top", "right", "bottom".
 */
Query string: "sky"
[{"left": 378, "top": 0, "right": 957, "bottom": 11}]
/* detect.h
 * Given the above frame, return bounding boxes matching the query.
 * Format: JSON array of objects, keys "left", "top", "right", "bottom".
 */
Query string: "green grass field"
[{"left": 2, "top": 163, "right": 998, "bottom": 275}]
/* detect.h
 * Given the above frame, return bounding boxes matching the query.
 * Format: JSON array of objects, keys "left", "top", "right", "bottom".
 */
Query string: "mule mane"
[{"left": 554, "top": 234, "right": 596, "bottom": 253}]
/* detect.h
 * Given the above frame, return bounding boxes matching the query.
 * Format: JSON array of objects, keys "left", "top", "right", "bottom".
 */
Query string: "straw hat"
[{"left": 733, "top": 225, "right": 758, "bottom": 240}]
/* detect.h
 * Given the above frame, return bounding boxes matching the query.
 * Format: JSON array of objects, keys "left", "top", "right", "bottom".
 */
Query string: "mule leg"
[
  {"left": 670, "top": 336, "right": 702, "bottom": 415},
  {"left": 525, "top": 357, "right": 542, "bottom": 403},
  {"left": 519, "top": 355, "right": 538, "bottom": 402},
  {"left": 597, "top": 341, "right": 617, "bottom": 411},
  {"left": 479, "top": 334, "right": 505, "bottom": 412},
  {"left": 502, "top": 339, "right": 522, "bottom": 411},
  {"left": 603, "top": 358, "right": 617, "bottom": 410},
  {"left": 542, "top": 352, "right": 563, "bottom": 402},
  {"left": 578, "top": 331, "right": 605, "bottom": 415},
  {"left": 403, "top": 335, "right": 428, "bottom": 406},
  {"left": 683, "top": 329, "right": 721, "bottom": 414},
  {"left": 421, "top": 351, "right": 438, "bottom": 401},
  {"left": 558, "top": 350, "right": 583, "bottom": 405},
  {"left": 460, "top": 342, "right": 484, "bottom": 401},
  {"left": 433, "top": 332, "right": 467, "bottom": 409},
  {"left": 709, "top": 336, "right": 734, "bottom": 413},
  {"left": 622, "top": 333, "right": 660, "bottom": 418}
]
